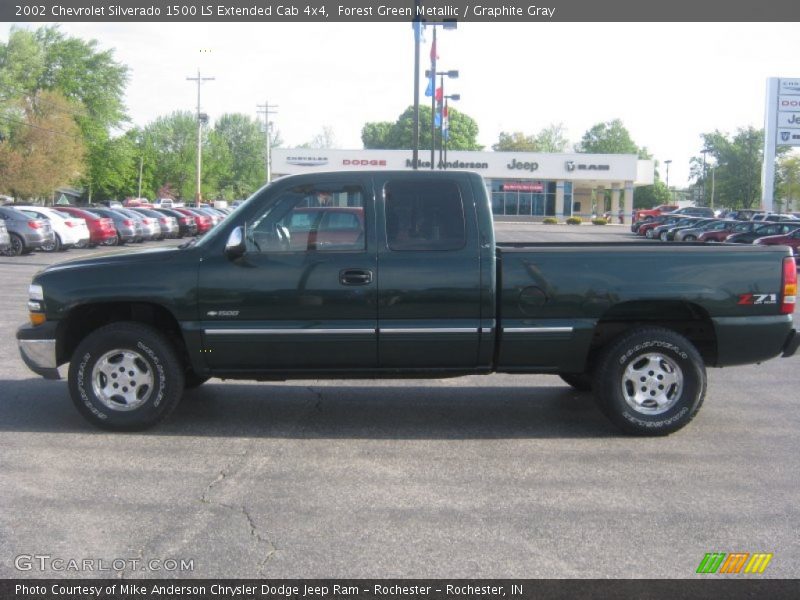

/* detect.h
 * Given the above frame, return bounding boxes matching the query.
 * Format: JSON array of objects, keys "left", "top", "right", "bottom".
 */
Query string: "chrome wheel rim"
[
  {"left": 91, "top": 349, "right": 154, "bottom": 411},
  {"left": 621, "top": 352, "right": 683, "bottom": 415}
]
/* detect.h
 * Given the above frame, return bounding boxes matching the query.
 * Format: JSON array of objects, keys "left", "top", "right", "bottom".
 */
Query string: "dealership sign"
[
  {"left": 502, "top": 182, "right": 544, "bottom": 192},
  {"left": 286, "top": 156, "right": 328, "bottom": 166},
  {"left": 774, "top": 78, "right": 800, "bottom": 147}
]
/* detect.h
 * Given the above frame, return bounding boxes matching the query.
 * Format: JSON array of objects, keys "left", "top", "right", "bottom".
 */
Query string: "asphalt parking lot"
[{"left": 0, "top": 223, "right": 798, "bottom": 578}]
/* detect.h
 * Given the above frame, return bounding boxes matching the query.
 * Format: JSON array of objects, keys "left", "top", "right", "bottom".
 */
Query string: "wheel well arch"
[
  {"left": 586, "top": 300, "right": 717, "bottom": 369},
  {"left": 57, "top": 302, "right": 188, "bottom": 367}
]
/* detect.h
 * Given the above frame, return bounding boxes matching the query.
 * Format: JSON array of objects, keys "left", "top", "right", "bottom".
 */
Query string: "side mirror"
[{"left": 225, "top": 225, "right": 246, "bottom": 259}]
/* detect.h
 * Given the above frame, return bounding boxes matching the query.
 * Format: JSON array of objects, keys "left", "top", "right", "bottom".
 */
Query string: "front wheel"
[
  {"left": 68, "top": 322, "right": 185, "bottom": 430},
  {"left": 683, "top": 234, "right": 696, "bottom": 242},
  {"left": 593, "top": 327, "right": 706, "bottom": 436},
  {"left": 3, "top": 233, "right": 24, "bottom": 256}
]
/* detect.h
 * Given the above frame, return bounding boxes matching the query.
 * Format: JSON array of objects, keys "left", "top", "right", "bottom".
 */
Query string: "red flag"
[
  {"left": 430, "top": 40, "right": 438, "bottom": 61},
  {"left": 435, "top": 87, "right": 443, "bottom": 102}
]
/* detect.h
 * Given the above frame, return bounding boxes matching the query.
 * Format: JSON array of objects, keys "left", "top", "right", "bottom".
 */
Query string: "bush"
[
  {"left": 591, "top": 218, "right": 608, "bottom": 225},
  {"left": 542, "top": 217, "right": 558, "bottom": 225},
  {"left": 566, "top": 216, "right": 583, "bottom": 225}
]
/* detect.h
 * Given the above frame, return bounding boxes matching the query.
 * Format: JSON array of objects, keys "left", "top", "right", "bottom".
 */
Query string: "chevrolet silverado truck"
[{"left": 17, "top": 171, "right": 799, "bottom": 435}]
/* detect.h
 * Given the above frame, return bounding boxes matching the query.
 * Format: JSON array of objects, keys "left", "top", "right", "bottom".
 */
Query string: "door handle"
[{"left": 339, "top": 269, "right": 373, "bottom": 286}]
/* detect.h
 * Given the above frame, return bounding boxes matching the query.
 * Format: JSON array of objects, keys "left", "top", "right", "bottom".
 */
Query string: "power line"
[{"left": 0, "top": 114, "right": 80, "bottom": 139}]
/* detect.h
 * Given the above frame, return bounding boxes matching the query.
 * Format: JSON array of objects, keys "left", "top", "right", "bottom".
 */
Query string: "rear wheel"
[
  {"left": 41, "top": 233, "right": 61, "bottom": 252},
  {"left": 683, "top": 234, "right": 696, "bottom": 241},
  {"left": 593, "top": 327, "right": 706, "bottom": 436},
  {"left": 68, "top": 322, "right": 185, "bottom": 430},
  {"left": 3, "top": 233, "right": 24, "bottom": 256}
]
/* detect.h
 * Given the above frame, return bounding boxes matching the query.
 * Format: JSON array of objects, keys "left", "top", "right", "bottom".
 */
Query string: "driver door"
[{"left": 198, "top": 178, "right": 378, "bottom": 371}]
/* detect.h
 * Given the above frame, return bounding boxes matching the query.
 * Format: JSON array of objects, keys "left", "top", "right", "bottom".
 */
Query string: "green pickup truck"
[{"left": 17, "top": 171, "right": 799, "bottom": 435}]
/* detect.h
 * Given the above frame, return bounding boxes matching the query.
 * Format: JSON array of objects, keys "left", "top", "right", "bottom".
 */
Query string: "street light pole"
[
  {"left": 412, "top": 4, "right": 421, "bottom": 169},
  {"left": 664, "top": 159, "right": 672, "bottom": 201},
  {"left": 429, "top": 27, "right": 437, "bottom": 170},
  {"left": 257, "top": 100, "right": 278, "bottom": 183},
  {"left": 701, "top": 149, "right": 708, "bottom": 206},
  {"left": 187, "top": 69, "right": 214, "bottom": 206}
]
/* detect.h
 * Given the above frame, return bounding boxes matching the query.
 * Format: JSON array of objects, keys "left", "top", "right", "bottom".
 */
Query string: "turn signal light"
[
  {"left": 29, "top": 312, "right": 46, "bottom": 326},
  {"left": 781, "top": 256, "right": 797, "bottom": 315}
]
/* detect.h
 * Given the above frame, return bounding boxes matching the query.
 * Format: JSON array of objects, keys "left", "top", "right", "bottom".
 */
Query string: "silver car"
[
  {"left": 0, "top": 220, "right": 10, "bottom": 253},
  {"left": 0, "top": 206, "right": 55, "bottom": 256}
]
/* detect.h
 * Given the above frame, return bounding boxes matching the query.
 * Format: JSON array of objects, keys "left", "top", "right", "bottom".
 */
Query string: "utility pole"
[
  {"left": 257, "top": 100, "right": 279, "bottom": 184},
  {"left": 187, "top": 69, "right": 214, "bottom": 206},
  {"left": 137, "top": 155, "right": 143, "bottom": 199}
]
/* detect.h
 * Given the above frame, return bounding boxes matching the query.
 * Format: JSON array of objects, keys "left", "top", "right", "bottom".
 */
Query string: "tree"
[
  {"left": 140, "top": 111, "right": 198, "bottom": 200},
  {"left": 361, "top": 105, "right": 482, "bottom": 151},
  {"left": 576, "top": 119, "right": 651, "bottom": 158},
  {"left": 776, "top": 154, "right": 800, "bottom": 213},
  {"left": 0, "top": 90, "right": 85, "bottom": 199},
  {"left": 0, "top": 26, "right": 129, "bottom": 198},
  {"left": 211, "top": 113, "right": 267, "bottom": 199},
  {"left": 492, "top": 123, "right": 570, "bottom": 152},
  {"left": 689, "top": 127, "right": 774, "bottom": 209}
]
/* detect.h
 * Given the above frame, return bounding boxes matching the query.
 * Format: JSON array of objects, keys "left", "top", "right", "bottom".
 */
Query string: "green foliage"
[
  {"left": 0, "top": 26, "right": 128, "bottom": 198},
  {"left": 361, "top": 105, "right": 482, "bottom": 151},
  {"left": 140, "top": 111, "right": 198, "bottom": 200},
  {"left": 566, "top": 216, "right": 583, "bottom": 225},
  {"left": 776, "top": 155, "right": 800, "bottom": 212},
  {"left": 633, "top": 180, "right": 671, "bottom": 210},
  {"left": 576, "top": 119, "right": 651, "bottom": 159},
  {"left": 591, "top": 218, "right": 608, "bottom": 225},
  {"left": 494, "top": 123, "right": 569, "bottom": 152},
  {"left": 211, "top": 113, "right": 268, "bottom": 199},
  {"left": 689, "top": 127, "right": 775, "bottom": 209},
  {"left": 542, "top": 217, "right": 558, "bottom": 224}
]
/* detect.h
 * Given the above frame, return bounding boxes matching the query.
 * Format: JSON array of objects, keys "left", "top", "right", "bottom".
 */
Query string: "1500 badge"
[
  {"left": 738, "top": 293, "right": 777, "bottom": 305},
  {"left": 207, "top": 310, "right": 240, "bottom": 317}
]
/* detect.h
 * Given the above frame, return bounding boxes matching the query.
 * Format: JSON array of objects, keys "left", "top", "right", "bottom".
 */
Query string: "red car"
[
  {"left": 754, "top": 228, "right": 800, "bottom": 260},
  {"left": 633, "top": 204, "right": 679, "bottom": 224},
  {"left": 55, "top": 206, "right": 117, "bottom": 246},
  {"left": 173, "top": 207, "right": 213, "bottom": 234},
  {"left": 283, "top": 207, "right": 364, "bottom": 251}
]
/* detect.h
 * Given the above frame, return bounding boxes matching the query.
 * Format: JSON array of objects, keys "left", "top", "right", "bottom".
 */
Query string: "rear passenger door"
[{"left": 375, "top": 176, "right": 482, "bottom": 369}]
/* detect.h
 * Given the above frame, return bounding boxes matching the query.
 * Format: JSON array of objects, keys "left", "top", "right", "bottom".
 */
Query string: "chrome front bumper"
[{"left": 18, "top": 338, "right": 61, "bottom": 379}]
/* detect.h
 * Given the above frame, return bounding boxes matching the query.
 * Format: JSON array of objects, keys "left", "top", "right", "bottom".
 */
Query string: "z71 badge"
[{"left": 738, "top": 293, "right": 778, "bottom": 305}]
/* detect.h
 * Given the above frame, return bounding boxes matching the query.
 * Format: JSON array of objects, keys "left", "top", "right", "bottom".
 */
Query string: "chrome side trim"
[
  {"left": 503, "top": 327, "right": 574, "bottom": 334},
  {"left": 380, "top": 328, "right": 478, "bottom": 334},
  {"left": 205, "top": 328, "right": 375, "bottom": 336},
  {"left": 18, "top": 338, "right": 57, "bottom": 369}
]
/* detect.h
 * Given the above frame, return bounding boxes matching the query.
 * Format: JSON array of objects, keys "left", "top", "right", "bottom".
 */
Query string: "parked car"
[
  {"left": 130, "top": 207, "right": 179, "bottom": 239},
  {"left": 14, "top": 205, "right": 90, "bottom": 252},
  {"left": 0, "top": 220, "right": 10, "bottom": 253},
  {"left": 152, "top": 207, "right": 197, "bottom": 237},
  {"left": 652, "top": 217, "right": 710, "bottom": 242},
  {"left": 666, "top": 206, "right": 716, "bottom": 218},
  {"left": 754, "top": 227, "right": 800, "bottom": 258},
  {"left": 54, "top": 206, "right": 117, "bottom": 247},
  {"left": 87, "top": 207, "right": 140, "bottom": 245},
  {"left": 114, "top": 207, "right": 159, "bottom": 241},
  {"left": 280, "top": 207, "right": 365, "bottom": 251},
  {"left": 638, "top": 215, "right": 685, "bottom": 238},
  {"left": 725, "top": 222, "right": 800, "bottom": 244},
  {"left": 751, "top": 212, "right": 798, "bottom": 222},
  {"left": 676, "top": 220, "right": 736, "bottom": 242},
  {"left": 173, "top": 207, "right": 213, "bottom": 234},
  {"left": 0, "top": 206, "right": 55, "bottom": 256},
  {"left": 631, "top": 204, "right": 679, "bottom": 226},
  {"left": 193, "top": 206, "right": 223, "bottom": 227}
]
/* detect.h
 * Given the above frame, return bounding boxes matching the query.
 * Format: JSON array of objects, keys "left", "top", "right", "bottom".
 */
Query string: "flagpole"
[
  {"left": 438, "top": 74, "right": 444, "bottom": 168},
  {"left": 412, "top": 11, "right": 421, "bottom": 170},
  {"left": 443, "top": 97, "right": 448, "bottom": 169},
  {"left": 430, "top": 27, "right": 436, "bottom": 170}
]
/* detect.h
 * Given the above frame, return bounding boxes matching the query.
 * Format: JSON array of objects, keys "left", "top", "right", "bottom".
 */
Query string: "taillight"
[
  {"left": 27, "top": 220, "right": 42, "bottom": 229},
  {"left": 160, "top": 218, "right": 168, "bottom": 224},
  {"left": 123, "top": 219, "right": 134, "bottom": 226},
  {"left": 65, "top": 220, "right": 75, "bottom": 227},
  {"left": 781, "top": 257, "right": 797, "bottom": 314}
]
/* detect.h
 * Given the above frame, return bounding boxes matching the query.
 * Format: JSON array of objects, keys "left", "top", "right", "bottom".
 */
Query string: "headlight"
[{"left": 29, "top": 284, "right": 44, "bottom": 301}]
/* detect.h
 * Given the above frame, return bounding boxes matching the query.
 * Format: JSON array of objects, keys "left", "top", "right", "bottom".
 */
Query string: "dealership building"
[{"left": 272, "top": 148, "right": 655, "bottom": 223}]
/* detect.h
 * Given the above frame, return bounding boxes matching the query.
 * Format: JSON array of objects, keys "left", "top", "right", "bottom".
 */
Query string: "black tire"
[
  {"left": 559, "top": 373, "right": 593, "bottom": 391},
  {"left": 4, "top": 233, "right": 24, "bottom": 256},
  {"left": 184, "top": 371, "right": 210, "bottom": 390},
  {"left": 593, "top": 327, "right": 706, "bottom": 436},
  {"left": 41, "top": 233, "right": 61, "bottom": 253},
  {"left": 659, "top": 231, "right": 668, "bottom": 242},
  {"left": 68, "top": 322, "right": 185, "bottom": 430},
  {"left": 683, "top": 235, "right": 696, "bottom": 242}
]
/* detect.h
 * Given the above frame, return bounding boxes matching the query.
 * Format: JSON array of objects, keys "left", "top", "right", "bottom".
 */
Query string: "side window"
[
  {"left": 246, "top": 184, "right": 365, "bottom": 253},
  {"left": 385, "top": 179, "right": 466, "bottom": 251}
]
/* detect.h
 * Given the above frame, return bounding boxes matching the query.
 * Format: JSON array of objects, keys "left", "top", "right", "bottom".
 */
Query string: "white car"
[{"left": 13, "top": 205, "right": 90, "bottom": 251}]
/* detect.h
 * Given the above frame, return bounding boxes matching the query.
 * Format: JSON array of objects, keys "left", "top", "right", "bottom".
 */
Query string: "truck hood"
[{"left": 37, "top": 246, "right": 186, "bottom": 276}]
